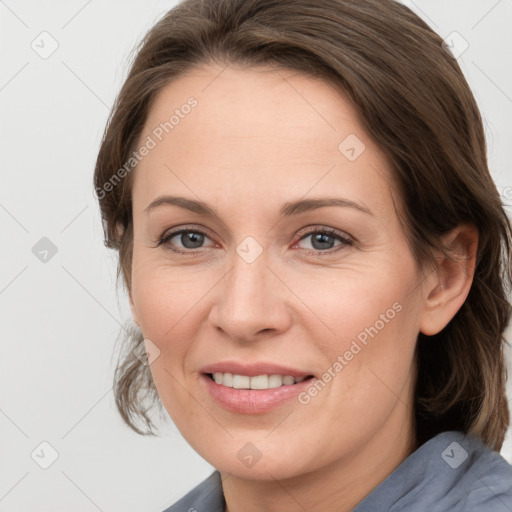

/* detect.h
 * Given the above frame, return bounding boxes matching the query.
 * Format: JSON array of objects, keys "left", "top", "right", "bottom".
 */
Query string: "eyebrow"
[{"left": 144, "top": 195, "right": 373, "bottom": 218}]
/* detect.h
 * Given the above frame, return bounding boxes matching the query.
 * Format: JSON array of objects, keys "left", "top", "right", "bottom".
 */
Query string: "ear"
[{"left": 419, "top": 223, "right": 479, "bottom": 336}]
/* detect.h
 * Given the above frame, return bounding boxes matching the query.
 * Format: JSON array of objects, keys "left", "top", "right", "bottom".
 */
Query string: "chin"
[{"left": 199, "top": 439, "right": 326, "bottom": 482}]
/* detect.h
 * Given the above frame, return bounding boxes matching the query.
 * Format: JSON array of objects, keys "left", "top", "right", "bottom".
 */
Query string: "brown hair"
[{"left": 94, "top": 0, "right": 512, "bottom": 449}]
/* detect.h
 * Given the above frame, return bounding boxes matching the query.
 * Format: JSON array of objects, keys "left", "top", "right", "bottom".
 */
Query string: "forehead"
[{"left": 132, "top": 63, "right": 393, "bottom": 215}]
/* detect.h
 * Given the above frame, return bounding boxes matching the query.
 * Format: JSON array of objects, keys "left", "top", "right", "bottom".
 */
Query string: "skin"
[{"left": 128, "top": 63, "right": 478, "bottom": 512}]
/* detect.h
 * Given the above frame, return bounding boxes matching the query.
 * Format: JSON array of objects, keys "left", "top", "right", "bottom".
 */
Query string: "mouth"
[
  {"left": 200, "top": 372, "right": 316, "bottom": 414},
  {"left": 204, "top": 372, "right": 315, "bottom": 390}
]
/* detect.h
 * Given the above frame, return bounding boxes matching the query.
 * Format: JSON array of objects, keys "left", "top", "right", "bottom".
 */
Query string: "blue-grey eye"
[{"left": 171, "top": 230, "right": 207, "bottom": 249}]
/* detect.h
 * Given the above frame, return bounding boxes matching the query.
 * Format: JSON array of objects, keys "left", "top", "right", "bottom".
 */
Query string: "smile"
[
  {"left": 201, "top": 373, "right": 316, "bottom": 414},
  {"left": 207, "top": 372, "right": 312, "bottom": 389}
]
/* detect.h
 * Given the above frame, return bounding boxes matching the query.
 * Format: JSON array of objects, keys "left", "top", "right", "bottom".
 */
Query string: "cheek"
[
  {"left": 131, "top": 267, "right": 205, "bottom": 424},
  {"left": 319, "top": 295, "right": 419, "bottom": 433},
  {"left": 131, "top": 252, "right": 209, "bottom": 337},
  {"left": 299, "top": 258, "right": 421, "bottom": 408},
  {"left": 130, "top": 257, "right": 217, "bottom": 404},
  {"left": 294, "top": 258, "right": 418, "bottom": 356}
]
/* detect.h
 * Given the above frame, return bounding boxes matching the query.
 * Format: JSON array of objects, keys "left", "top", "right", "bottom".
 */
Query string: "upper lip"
[{"left": 200, "top": 361, "right": 314, "bottom": 378}]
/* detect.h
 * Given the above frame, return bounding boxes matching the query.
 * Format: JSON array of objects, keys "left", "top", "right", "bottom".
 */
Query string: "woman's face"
[{"left": 129, "top": 63, "right": 431, "bottom": 480}]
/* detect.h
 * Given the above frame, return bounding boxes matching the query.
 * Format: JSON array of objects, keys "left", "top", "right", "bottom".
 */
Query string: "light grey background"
[{"left": 0, "top": 1, "right": 511, "bottom": 511}]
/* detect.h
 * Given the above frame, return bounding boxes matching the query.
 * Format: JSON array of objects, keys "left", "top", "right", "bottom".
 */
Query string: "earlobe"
[{"left": 419, "top": 224, "right": 479, "bottom": 336}]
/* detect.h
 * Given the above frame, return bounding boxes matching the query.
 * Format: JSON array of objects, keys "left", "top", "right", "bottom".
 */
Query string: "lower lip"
[{"left": 200, "top": 373, "right": 315, "bottom": 414}]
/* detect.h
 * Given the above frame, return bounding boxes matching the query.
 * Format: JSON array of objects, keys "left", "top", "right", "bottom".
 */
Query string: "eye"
[
  {"left": 295, "top": 227, "right": 353, "bottom": 254},
  {"left": 157, "top": 227, "right": 215, "bottom": 254},
  {"left": 157, "top": 225, "right": 354, "bottom": 256}
]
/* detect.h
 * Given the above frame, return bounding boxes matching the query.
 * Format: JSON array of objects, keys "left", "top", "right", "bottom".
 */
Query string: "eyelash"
[{"left": 156, "top": 226, "right": 354, "bottom": 256}]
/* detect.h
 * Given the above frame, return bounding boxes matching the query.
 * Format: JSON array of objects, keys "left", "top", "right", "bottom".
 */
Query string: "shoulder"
[
  {"left": 353, "top": 430, "right": 512, "bottom": 512},
  {"left": 415, "top": 431, "right": 512, "bottom": 511},
  {"left": 161, "top": 470, "right": 224, "bottom": 512},
  {"left": 453, "top": 432, "right": 512, "bottom": 511}
]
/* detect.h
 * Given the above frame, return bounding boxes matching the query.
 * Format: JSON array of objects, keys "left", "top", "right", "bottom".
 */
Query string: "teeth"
[
  {"left": 211, "top": 373, "right": 308, "bottom": 389},
  {"left": 268, "top": 375, "right": 283, "bottom": 388},
  {"left": 250, "top": 375, "right": 268, "bottom": 389},
  {"left": 233, "top": 374, "right": 250, "bottom": 389}
]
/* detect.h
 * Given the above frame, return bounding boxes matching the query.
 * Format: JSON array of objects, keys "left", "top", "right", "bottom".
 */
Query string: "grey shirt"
[{"left": 162, "top": 430, "right": 512, "bottom": 511}]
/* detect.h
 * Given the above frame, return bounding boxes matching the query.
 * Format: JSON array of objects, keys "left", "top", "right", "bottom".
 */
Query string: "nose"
[{"left": 208, "top": 242, "right": 292, "bottom": 342}]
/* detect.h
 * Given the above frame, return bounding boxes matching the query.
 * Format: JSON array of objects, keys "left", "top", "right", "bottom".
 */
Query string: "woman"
[{"left": 94, "top": 0, "right": 512, "bottom": 510}]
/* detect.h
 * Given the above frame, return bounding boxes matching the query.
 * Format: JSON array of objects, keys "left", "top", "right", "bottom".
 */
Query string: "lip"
[
  {"left": 199, "top": 373, "right": 315, "bottom": 414},
  {"left": 199, "top": 361, "right": 314, "bottom": 378}
]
